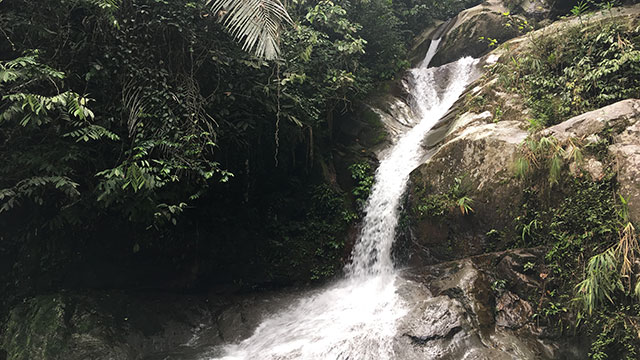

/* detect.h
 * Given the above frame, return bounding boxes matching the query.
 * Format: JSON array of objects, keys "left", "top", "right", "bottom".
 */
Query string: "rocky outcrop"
[
  {"left": 545, "top": 99, "right": 640, "bottom": 222},
  {"left": 429, "top": 1, "right": 520, "bottom": 67},
  {"left": 403, "top": 118, "right": 528, "bottom": 264},
  {"left": 394, "top": 248, "right": 586, "bottom": 359},
  {"left": 505, "top": 0, "right": 551, "bottom": 19},
  {"left": 543, "top": 99, "right": 640, "bottom": 141},
  {"left": 404, "top": 97, "right": 640, "bottom": 264}
]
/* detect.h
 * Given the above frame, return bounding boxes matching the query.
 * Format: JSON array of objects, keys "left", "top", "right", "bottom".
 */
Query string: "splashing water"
[{"left": 209, "top": 42, "right": 478, "bottom": 360}]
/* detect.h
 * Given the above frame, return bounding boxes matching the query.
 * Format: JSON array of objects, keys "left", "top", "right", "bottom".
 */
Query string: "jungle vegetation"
[
  {"left": 2, "top": 0, "right": 640, "bottom": 358},
  {"left": 0, "top": 0, "right": 481, "bottom": 309}
]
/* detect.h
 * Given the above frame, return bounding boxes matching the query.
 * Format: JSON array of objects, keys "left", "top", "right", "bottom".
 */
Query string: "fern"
[
  {"left": 2, "top": 92, "right": 94, "bottom": 126},
  {"left": 0, "top": 53, "right": 65, "bottom": 85}
]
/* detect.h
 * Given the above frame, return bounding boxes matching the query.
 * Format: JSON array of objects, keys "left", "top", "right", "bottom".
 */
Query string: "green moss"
[{"left": 360, "top": 107, "right": 388, "bottom": 146}]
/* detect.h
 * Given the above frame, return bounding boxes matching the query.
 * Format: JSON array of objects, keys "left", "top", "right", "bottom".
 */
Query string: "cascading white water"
[
  {"left": 209, "top": 42, "right": 477, "bottom": 360},
  {"left": 420, "top": 38, "right": 441, "bottom": 69},
  {"left": 346, "top": 48, "right": 476, "bottom": 278}
]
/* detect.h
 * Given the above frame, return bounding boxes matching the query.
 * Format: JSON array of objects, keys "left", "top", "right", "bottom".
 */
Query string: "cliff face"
[{"left": 400, "top": 3, "right": 640, "bottom": 358}]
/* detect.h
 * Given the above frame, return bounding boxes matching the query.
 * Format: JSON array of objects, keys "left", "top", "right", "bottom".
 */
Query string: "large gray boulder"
[
  {"left": 430, "top": 1, "right": 520, "bottom": 67},
  {"left": 404, "top": 117, "right": 528, "bottom": 264}
]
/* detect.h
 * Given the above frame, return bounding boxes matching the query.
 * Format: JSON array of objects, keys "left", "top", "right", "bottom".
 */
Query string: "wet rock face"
[
  {"left": 395, "top": 251, "right": 578, "bottom": 359},
  {"left": 495, "top": 291, "right": 533, "bottom": 329}
]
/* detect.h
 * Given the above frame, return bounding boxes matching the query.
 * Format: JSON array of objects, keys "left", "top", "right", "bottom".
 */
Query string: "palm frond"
[{"left": 208, "top": 0, "right": 293, "bottom": 60}]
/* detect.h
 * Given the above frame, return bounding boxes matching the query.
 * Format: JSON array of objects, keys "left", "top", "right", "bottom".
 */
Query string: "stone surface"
[
  {"left": 495, "top": 291, "right": 533, "bottom": 329},
  {"left": 395, "top": 250, "right": 578, "bottom": 359},
  {"left": 544, "top": 99, "right": 640, "bottom": 141},
  {"left": 403, "top": 119, "right": 528, "bottom": 264},
  {"left": 0, "top": 290, "right": 301, "bottom": 360},
  {"left": 430, "top": 2, "right": 520, "bottom": 67},
  {"left": 610, "top": 120, "right": 640, "bottom": 223}
]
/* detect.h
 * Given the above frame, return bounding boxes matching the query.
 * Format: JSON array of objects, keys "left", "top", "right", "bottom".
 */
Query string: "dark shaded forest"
[{"left": 0, "top": 0, "right": 483, "bottom": 309}]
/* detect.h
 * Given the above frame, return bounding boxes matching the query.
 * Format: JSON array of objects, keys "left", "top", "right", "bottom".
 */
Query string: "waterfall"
[
  {"left": 420, "top": 38, "right": 441, "bottom": 68},
  {"left": 209, "top": 43, "right": 478, "bottom": 360}
]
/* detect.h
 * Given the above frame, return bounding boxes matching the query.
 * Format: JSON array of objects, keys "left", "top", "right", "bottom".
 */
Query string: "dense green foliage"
[
  {"left": 0, "top": 0, "right": 482, "bottom": 314},
  {"left": 495, "top": 15, "right": 640, "bottom": 127},
  {"left": 510, "top": 157, "right": 640, "bottom": 359}
]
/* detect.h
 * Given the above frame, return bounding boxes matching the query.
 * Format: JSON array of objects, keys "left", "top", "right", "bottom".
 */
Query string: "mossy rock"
[{"left": 2, "top": 295, "right": 68, "bottom": 360}]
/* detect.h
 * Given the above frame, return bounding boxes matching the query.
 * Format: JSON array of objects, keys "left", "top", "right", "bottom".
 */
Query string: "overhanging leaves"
[{"left": 207, "top": 0, "right": 293, "bottom": 60}]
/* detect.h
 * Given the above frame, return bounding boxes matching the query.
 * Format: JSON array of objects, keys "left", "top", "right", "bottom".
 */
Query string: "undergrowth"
[
  {"left": 414, "top": 174, "right": 475, "bottom": 218},
  {"left": 512, "top": 152, "right": 640, "bottom": 358},
  {"left": 493, "top": 18, "right": 640, "bottom": 127}
]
